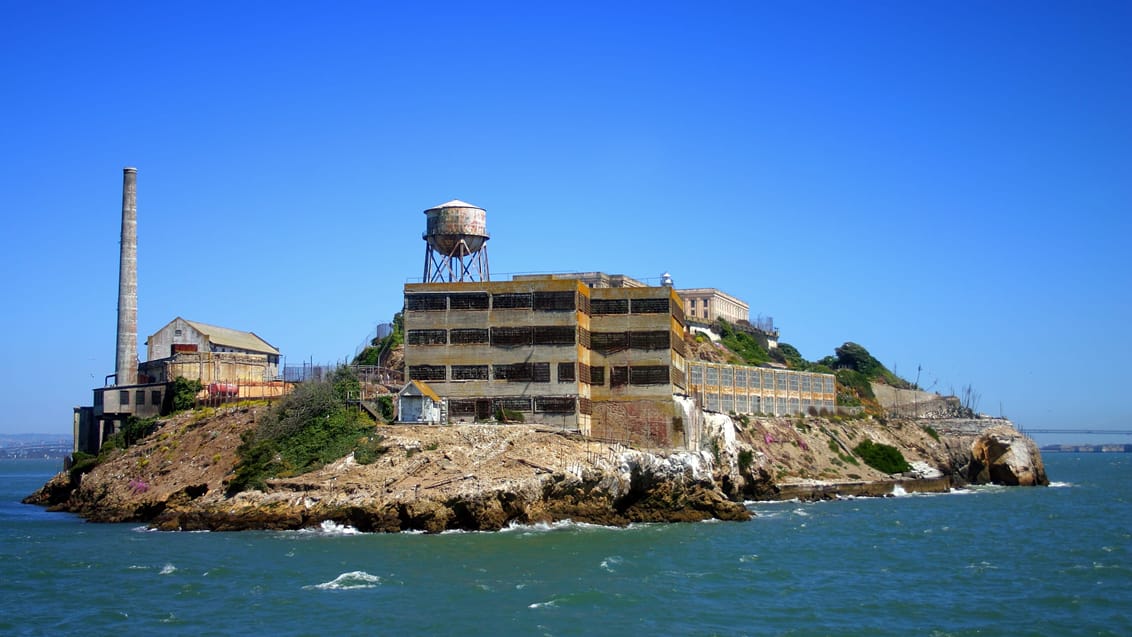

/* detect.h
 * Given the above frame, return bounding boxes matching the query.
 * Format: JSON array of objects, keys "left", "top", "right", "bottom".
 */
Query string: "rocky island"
[{"left": 26, "top": 392, "right": 1047, "bottom": 533}]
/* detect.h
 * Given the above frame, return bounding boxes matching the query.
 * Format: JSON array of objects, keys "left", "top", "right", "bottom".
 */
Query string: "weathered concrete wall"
[{"left": 140, "top": 351, "right": 275, "bottom": 384}]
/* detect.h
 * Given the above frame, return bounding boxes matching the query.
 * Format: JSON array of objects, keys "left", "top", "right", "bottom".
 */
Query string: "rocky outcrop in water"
[{"left": 965, "top": 425, "right": 1048, "bottom": 486}]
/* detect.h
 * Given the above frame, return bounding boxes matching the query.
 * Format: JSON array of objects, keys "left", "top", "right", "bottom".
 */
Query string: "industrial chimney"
[{"left": 114, "top": 167, "right": 138, "bottom": 386}]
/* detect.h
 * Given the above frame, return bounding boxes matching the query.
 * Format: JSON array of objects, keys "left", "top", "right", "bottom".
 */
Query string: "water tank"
[{"left": 423, "top": 199, "right": 489, "bottom": 255}]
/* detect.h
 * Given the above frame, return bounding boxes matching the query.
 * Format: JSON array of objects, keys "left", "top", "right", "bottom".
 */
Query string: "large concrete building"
[
  {"left": 676, "top": 287, "right": 749, "bottom": 325},
  {"left": 402, "top": 276, "right": 689, "bottom": 446}
]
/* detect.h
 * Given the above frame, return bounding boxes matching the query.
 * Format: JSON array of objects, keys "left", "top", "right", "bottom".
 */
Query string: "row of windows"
[
  {"left": 117, "top": 389, "right": 163, "bottom": 407},
  {"left": 702, "top": 393, "right": 835, "bottom": 416},
  {"left": 688, "top": 364, "right": 835, "bottom": 394},
  {"left": 406, "top": 328, "right": 678, "bottom": 352},
  {"left": 447, "top": 396, "right": 589, "bottom": 416},
  {"left": 405, "top": 292, "right": 679, "bottom": 317},
  {"left": 408, "top": 363, "right": 674, "bottom": 386}
]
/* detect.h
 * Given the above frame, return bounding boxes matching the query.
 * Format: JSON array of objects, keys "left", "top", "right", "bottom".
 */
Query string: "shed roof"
[
  {"left": 399, "top": 380, "right": 441, "bottom": 403},
  {"left": 182, "top": 319, "right": 280, "bottom": 355}
]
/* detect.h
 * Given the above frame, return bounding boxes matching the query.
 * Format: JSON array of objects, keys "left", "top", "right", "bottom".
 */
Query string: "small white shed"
[{"left": 397, "top": 380, "right": 443, "bottom": 424}]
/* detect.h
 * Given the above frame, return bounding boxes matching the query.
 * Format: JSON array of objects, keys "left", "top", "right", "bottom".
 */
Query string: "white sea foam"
[
  {"left": 792, "top": 508, "right": 810, "bottom": 517},
  {"left": 159, "top": 563, "right": 177, "bottom": 575},
  {"left": 1049, "top": 481, "right": 1073, "bottom": 488},
  {"left": 528, "top": 599, "right": 558, "bottom": 609},
  {"left": 600, "top": 556, "right": 623, "bottom": 572},
  {"left": 891, "top": 484, "right": 909, "bottom": 497},
  {"left": 739, "top": 554, "right": 759, "bottom": 563},
  {"left": 304, "top": 571, "right": 381, "bottom": 590},
  {"left": 315, "top": 520, "right": 362, "bottom": 535}
]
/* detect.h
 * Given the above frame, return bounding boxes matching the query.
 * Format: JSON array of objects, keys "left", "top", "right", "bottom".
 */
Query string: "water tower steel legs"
[{"left": 424, "top": 241, "right": 490, "bottom": 283}]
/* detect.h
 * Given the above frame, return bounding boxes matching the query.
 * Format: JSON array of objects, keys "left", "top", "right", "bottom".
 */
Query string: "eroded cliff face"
[{"left": 24, "top": 404, "right": 1047, "bottom": 532}]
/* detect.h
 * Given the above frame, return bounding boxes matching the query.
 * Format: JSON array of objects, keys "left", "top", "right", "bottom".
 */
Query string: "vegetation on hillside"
[
  {"left": 228, "top": 367, "right": 385, "bottom": 494},
  {"left": 715, "top": 320, "right": 771, "bottom": 366},
  {"left": 818, "top": 342, "right": 913, "bottom": 389},
  {"left": 853, "top": 440, "right": 912, "bottom": 474},
  {"left": 354, "top": 312, "right": 403, "bottom": 366}
]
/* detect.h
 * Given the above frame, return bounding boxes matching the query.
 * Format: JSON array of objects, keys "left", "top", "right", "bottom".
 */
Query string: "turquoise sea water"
[{"left": 2, "top": 454, "right": 1129, "bottom": 636}]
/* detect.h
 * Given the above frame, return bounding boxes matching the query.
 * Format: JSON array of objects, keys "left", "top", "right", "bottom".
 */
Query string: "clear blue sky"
[{"left": 2, "top": 2, "right": 1129, "bottom": 446}]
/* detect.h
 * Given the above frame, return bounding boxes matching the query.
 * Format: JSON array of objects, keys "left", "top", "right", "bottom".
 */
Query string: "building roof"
[
  {"left": 399, "top": 380, "right": 441, "bottom": 403},
  {"left": 427, "top": 199, "right": 482, "bottom": 211},
  {"left": 182, "top": 319, "right": 280, "bottom": 355}
]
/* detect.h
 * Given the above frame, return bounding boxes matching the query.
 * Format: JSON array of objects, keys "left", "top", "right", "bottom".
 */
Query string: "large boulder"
[{"left": 967, "top": 425, "right": 1048, "bottom": 486}]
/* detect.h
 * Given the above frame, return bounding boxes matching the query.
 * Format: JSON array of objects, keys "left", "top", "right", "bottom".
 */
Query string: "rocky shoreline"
[{"left": 24, "top": 406, "right": 1048, "bottom": 533}]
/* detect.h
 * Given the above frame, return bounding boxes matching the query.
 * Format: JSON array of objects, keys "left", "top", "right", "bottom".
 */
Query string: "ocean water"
[{"left": 1, "top": 454, "right": 1129, "bottom": 636}]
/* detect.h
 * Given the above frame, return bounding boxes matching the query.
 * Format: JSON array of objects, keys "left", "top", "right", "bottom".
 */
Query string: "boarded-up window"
[
  {"left": 672, "top": 367, "right": 685, "bottom": 388},
  {"left": 590, "top": 366, "right": 605, "bottom": 386},
  {"left": 491, "top": 326, "right": 532, "bottom": 347},
  {"left": 577, "top": 294, "right": 590, "bottom": 315},
  {"left": 629, "top": 331, "right": 669, "bottom": 350},
  {"left": 449, "top": 399, "right": 476, "bottom": 417},
  {"left": 578, "top": 363, "right": 592, "bottom": 384},
  {"left": 557, "top": 363, "right": 576, "bottom": 383},
  {"left": 408, "top": 365, "right": 446, "bottom": 381},
  {"left": 493, "top": 362, "right": 550, "bottom": 382},
  {"left": 578, "top": 397, "right": 593, "bottom": 415},
  {"left": 407, "top": 329, "right": 447, "bottom": 345},
  {"left": 492, "top": 293, "right": 532, "bottom": 309},
  {"left": 533, "top": 326, "right": 575, "bottom": 345},
  {"left": 591, "top": 298, "right": 628, "bottom": 315},
  {"left": 451, "top": 365, "right": 489, "bottom": 380},
  {"left": 670, "top": 298, "right": 685, "bottom": 324},
  {"left": 533, "top": 291, "right": 576, "bottom": 312},
  {"left": 610, "top": 366, "right": 629, "bottom": 387},
  {"left": 405, "top": 294, "right": 447, "bottom": 311},
  {"left": 450, "top": 328, "right": 489, "bottom": 344},
  {"left": 494, "top": 397, "right": 533, "bottom": 412},
  {"left": 630, "top": 365, "right": 670, "bottom": 385},
  {"left": 448, "top": 293, "right": 489, "bottom": 310},
  {"left": 592, "top": 331, "right": 628, "bottom": 354},
  {"left": 151, "top": 390, "right": 162, "bottom": 406},
  {"left": 631, "top": 297, "right": 670, "bottom": 314},
  {"left": 535, "top": 396, "right": 575, "bottom": 413}
]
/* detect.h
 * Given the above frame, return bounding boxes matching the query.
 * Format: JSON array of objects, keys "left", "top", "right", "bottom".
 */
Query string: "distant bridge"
[{"left": 1022, "top": 429, "right": 1132, "bottom": 436}]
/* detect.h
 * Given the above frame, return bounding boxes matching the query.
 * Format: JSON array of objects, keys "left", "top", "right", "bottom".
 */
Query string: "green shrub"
[
  {"left": 171, "top": 377, "right": 204, "bottom": 412},
  {"left": 853, "top": 440, "right": 911, "bottom": 474},
  {"left": 376, "top": 395, "right": 395, "bottom": 422},
  {"left": 494, "top": 407, "right": 525, "bottom": 423},
  {"left": 922, "top": 425, "right": 940, "bottom": 441},
  {"left": 68, "top": 451, "right": 99, "bottom": 486},
  {"left": 738, "top": 449, "right": 754, "bottom": 472}
]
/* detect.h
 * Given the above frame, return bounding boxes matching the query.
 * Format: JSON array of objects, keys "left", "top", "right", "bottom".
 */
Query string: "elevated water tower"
[{"left": 422, "top": 199, "right": 490, "bottom": 282}]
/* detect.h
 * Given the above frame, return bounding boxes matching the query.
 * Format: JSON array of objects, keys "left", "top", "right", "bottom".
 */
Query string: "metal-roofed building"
[{"left": 140, "top": 317, "right": 281, "bottom": 383}]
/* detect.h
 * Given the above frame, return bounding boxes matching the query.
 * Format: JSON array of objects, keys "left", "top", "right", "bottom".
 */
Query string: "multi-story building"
[
  {"left": 402, "top": 276, "right": 688, "bottom": 446},
  {"left": 686, "top": 361, "right": 836, "bottom": 416},
  {"left": 676, "top": 287, "right": 750, "bottom": 325}
]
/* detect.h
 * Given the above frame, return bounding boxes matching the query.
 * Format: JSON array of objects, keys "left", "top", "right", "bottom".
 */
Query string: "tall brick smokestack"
[{"left": 115, "top": 167, "right": 138, "bottom": 386}]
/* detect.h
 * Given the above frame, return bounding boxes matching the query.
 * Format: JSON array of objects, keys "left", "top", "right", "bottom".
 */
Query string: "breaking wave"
[{"left": 304, "top": 571, "right": 381, "bottom": 590}]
